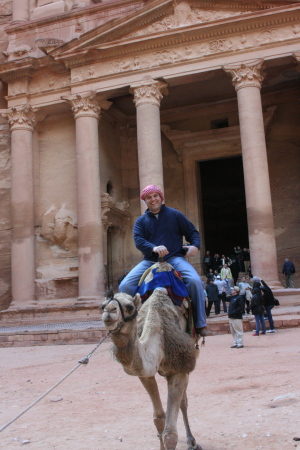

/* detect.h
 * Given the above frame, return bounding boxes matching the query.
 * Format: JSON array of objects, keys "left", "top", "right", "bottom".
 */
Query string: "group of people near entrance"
[
  {"left": 119, "top": 184, "right": 296, "bottom": 348},
  {"left": 204, "top": 274, "right": 277, "bottom": 349}
]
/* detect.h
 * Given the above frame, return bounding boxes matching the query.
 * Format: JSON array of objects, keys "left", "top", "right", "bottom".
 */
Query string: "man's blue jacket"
[{"left": 133, "top": 205, "right": 200, "bottom": 262}]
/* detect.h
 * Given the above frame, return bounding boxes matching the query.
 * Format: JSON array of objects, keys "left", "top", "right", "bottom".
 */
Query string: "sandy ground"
[{"left": 1, "top": 328, "right": 300, "bottom": 450}]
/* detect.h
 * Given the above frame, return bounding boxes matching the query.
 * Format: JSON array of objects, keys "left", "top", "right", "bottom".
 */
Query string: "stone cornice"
[
  {"left": 0, "top": 56, "right": 68, "bottom": 83},
  {"left": 54, "top": 4, "right": 300, "bottom": 69},
  {"left": 293, "top": 50, "right": 300, "bottom": 61},
  {"left": 1, "top": 104, "right": 36, "bottom": 131},
  {"left": 223, "top": 58, "right": 265, "bottom": 90}
]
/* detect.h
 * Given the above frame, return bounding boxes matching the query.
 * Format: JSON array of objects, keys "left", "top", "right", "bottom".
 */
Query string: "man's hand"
[
  {"left": 153, "top": 245, "right": 169, "bottom": 257},
  {"left": 185, "top": 245, "right": 198, "bottom": 257}
]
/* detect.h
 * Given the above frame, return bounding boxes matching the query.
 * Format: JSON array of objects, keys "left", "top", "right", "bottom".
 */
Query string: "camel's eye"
[{"left": 126, "top": 304, "right": 134, "bottom": 313}]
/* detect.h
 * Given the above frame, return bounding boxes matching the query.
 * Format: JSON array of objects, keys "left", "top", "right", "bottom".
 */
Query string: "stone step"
[
  {"left": 0, "top": 321, "right": 107, "bottom": 348},
  {"left": 0, "top": 306, "right": 299, "bottom": 347}
]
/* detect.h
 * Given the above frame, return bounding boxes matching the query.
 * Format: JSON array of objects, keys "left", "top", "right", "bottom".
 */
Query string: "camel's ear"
[{"left": 132, "top": 293, "right": 141, "bottom": 308}]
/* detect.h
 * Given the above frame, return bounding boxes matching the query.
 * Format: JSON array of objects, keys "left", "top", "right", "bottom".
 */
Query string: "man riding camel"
[{"left": 119, "top": 184, "right": 209, "bottom": 337}]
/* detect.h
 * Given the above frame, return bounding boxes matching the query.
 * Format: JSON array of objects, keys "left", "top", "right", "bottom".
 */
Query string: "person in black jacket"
[
  {"left": 206, "top": 280, "right": 220, "bottom": 316},
  {"left": 225, "top": 286, "right": 245, "bottom": 348},
  {"left": 250, "top": 287, "right": 266, "bottom": 336},
  {"left": 261, "top": 280, "right": 275, "bottom": 333}
]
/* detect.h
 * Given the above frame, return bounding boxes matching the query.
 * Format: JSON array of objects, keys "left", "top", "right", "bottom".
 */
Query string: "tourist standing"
[
  {"left": 220, "top": 263, "right": 233, "bottom": 295},
  {"left": 282, "top": 258, "right": 296, "bottom": 288},
  {"left": 239, "top": 276, "right": 252, "bottom": 314},
  {"left": 225, "top": 286, "right": 245, "bottom": 348},
  {"left": 261, "top": 280, "right": 275, "bottom": 333},
  {"left": 206, "top": 279, "right": 220, "bottom": 316},
  {"left": 203, "top": 251, "right": 213, "bottom": 275},
  {"left": 214, "top": 275, "right": 227, "bottom": 313},
  {"left": 250, "top": 287, "right": 266, "bottom": 336},
  {"left": 242, "top": 248, "right": 251, "bottom": 274}
]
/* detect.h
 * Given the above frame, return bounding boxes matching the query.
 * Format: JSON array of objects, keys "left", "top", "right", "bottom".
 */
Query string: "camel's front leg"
[
  {"left": 180, "top": 388, "right": 202, "bottom": 450},
  {"left": 139, "top": 376, "right": 166, "bottom": 450},
  {"left": 163, "top": 373, "right": 189, "bottom": 450}
]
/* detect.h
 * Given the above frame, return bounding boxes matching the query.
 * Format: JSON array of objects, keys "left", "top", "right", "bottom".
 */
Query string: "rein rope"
[{"left": 0, "top": 331, "right": 111, "bottom": 434}]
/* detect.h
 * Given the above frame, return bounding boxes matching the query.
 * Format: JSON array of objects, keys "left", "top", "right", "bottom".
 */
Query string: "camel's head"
[{"left": 101, "top": 292, "right": 141, "bottom": 332}]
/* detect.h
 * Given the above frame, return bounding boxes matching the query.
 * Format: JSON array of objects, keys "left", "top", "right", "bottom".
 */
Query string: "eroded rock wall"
[{"left": 0, "top": 0, "right": 12, "bottom": 310}]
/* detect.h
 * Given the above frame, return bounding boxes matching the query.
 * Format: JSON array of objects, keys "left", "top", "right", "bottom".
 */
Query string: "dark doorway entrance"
[{"left": 199, "top": 156, "right": 248, "bottom": 256}]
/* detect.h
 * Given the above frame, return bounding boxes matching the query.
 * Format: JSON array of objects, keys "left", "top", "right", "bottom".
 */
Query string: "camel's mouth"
[{"left": 103, "top": 317, "right": 119, "bottom": 329}]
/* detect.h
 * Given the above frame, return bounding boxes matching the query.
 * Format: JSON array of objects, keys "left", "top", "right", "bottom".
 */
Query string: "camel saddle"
[{"left": 136, "top": 261, "right": 195, "bottom": 336}]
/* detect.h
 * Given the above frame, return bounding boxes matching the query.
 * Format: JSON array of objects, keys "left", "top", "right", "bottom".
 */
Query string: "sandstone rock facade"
[{"left": 0, "top": 0, "right": 299, "bottom": 314}]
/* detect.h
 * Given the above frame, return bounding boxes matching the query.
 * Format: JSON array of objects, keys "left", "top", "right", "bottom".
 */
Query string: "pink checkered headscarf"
[{"left": 140, "top": 185, "right": 164, "bottom": 201}]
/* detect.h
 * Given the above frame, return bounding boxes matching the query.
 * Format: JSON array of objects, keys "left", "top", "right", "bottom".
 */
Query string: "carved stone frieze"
[
  {"left": 3, "top": 44, "right": 32, "bottom": 61},
  {"left": 1, "top": 104, "right": 36, "bottom": 131},
  {"left": 130, "top": 80, "right": 168, "bottom": 108},
  {"left": 223, "top": 59, "right": 265, "bottom": 91},
  {"left": 61, "top": 91, "right": 111, "bottom": 119},
  {"left": 8, "top": 79, "right": 29, "bottom": 96},
  {"left": 28, "top": 72, "right": 71, "bottom": 94},
  {"left": 68, "top": 22, "right": 300, "bottom": 83}
]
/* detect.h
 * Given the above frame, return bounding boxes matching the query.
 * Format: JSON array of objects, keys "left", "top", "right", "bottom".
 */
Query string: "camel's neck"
[
  {"left": 110, "top": 304, "right": 164, "bottom": 377},
  {"left": 110, "top": 324, "right": 143, "bottom": 374}
]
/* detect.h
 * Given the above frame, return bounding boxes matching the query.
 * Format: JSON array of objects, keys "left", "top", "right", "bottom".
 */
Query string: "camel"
[{"left": 101, "top": 265, "right": 202, "bottom": 450}]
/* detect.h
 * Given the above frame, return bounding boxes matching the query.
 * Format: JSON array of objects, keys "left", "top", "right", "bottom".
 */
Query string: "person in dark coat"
[
  {"left": 261, "top": 280, "right": 275, "bottom": 333},
  {"left": 282, "top": 258, "right": 296, "bottom": 288},
  {"left": 203, "top": 251, "right": 213, "bottom": 274},
  {"left": 250, "top": 287, "right": 266, "bottom": 336},
  {"left": 230, "top": 256, "right": 239, "bottom": 285},
  {"left": 225, "top": 286, "right": 245, "bottom": 348},
  {"left": 206, "top": 268, "right": 214, "bottom": 283},
  {"left": 206, "top": 280, "right": 220, "bottom": 316}
]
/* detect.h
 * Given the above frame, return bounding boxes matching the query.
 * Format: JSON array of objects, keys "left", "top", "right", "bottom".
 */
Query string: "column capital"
[
  {"left": 61, "top": 91, "right": 111, "bottom": 120},
  {"left": 130, "top": 79, "right": 168, "bottom": 108},
  {"left": 293, "top": 50, "right": 300, "bottom": 62},
  {"left": 223, "top": 59, "right": 265, "bottom": 91},
  {"left": 1, "top": 104, "right": 36, "bottom": 131}
]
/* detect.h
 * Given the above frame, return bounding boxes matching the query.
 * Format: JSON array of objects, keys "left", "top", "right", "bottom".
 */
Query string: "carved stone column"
[
  {"left": 62, "top": 92, "right": 111, "bottom": 302},
  {"left": 1, "top": 105, "right": 36, "bottom": 305},
  {"left": 223, "top": 59, "right": 279, "bottom": 285},
  {"left": 130, "top": 79, "right": 168, "bottom": 212},
  {"left": 12, "top": 0, "right": 29, "bottom": 23}
]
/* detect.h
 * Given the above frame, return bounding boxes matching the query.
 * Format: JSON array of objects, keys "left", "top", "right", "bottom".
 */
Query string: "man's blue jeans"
[
  {"left": 254, "top": 314, "right": 266, "bottom": 334},
  {"left": 265, "top": 305, "right": 274, "bottom": 330},
  {"left": 119, "top": 257, "right": 207, "bottom": 328}
]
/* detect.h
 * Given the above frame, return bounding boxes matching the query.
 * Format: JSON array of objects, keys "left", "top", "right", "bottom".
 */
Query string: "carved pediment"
[
  {"left": 125, "top": 2, "right": 258, "bottom": 39},
  {"left": 49, "top": 0, "right": 286, "bottom": 60}
]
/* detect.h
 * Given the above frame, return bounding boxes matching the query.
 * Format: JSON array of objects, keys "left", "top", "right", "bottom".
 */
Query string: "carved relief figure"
[{"left": 40, "top": 204, "right": 78, "bottom": 250}]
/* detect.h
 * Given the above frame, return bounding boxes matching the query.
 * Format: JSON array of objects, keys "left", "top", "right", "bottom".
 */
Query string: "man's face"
[{"left": 144, "top": 192, "right": 163, "bottom": 213}]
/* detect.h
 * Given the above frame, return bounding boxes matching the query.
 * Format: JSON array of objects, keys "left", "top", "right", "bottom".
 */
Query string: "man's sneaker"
[
  {"left": 266, "top": 329, "right": 275, "bottom": 333},
  {"left": 260, "top": 332, "right": 266, "bottom": 334},
  {"left": 231, "top": 345, "right": 237, "bottom": 348},
  {"left": 236, "top": 345, "right": 244, "bottom": 348},
  {"left": 252, "top": 333, "right": 259, "bottom": 336}
]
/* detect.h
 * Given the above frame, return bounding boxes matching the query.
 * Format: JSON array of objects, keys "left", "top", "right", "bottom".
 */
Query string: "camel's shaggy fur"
[{"left": 102, "top": 288, "right": 201, "bottom": 450}]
